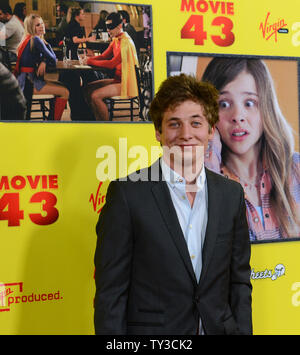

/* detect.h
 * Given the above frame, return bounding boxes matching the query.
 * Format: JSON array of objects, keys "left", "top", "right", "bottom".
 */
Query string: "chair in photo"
[
  {"left": 23, "top": 75, "right": 55, "bottom": 121},
  {"left": 104, "top": 65, "right": 142, "bottom": 122},
  {"left": 31, "top": 94, "right": 55, "bottom": 120},
  {"left": 135, "top": 64, "right": 152, "bottom": 121},
  {"left": 105, "top": 95, "right": 139, "bottom": 121},
  {"left": 1, "top": 47, "right": 56, "bottom": 121}
]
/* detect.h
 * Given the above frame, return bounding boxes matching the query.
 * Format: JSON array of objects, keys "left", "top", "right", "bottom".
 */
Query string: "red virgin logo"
[
  {"left": 259, "top": 12, "right": 287, "bottom": 42},
  {"left": 89, "top": 181, "right": 106, "bottom": 214}
]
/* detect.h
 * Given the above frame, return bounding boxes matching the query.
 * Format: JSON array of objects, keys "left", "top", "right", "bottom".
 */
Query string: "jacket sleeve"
[
  {"left": 94, "top": 181, "right": 133, "bottom": 334},
  {"left": 230, "top": 185, "right": 253, "bottom": 334}
]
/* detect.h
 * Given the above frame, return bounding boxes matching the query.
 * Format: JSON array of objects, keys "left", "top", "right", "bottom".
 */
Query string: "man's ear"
[
  {"left": 209, "top": 125, "right": 215, "bottom": 139},
  {"left": 155, "top": 129, "right": 161, "bottom": 143}
]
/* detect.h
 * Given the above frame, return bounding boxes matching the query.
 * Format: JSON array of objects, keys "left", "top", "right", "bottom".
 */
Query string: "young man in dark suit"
[{"left": 94, "top": 74, "right": 252, "bottom": 335}]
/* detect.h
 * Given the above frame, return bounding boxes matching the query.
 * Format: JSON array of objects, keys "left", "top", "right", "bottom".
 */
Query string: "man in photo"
[
  {"left": 94, "top": 74, "right": 252, "bottom": 335},
  {"left": 118, "top": 10, "right": 139, "bottom": 55},
  {"left": 85, "top": 12, "right": 139, "bottom": 121},
  {"left": 0, "top": 3, "right": 24, "bottom": 62}
]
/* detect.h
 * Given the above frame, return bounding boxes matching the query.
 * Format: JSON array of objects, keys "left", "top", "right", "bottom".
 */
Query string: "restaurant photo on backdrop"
[{"left": 0, "top": 0, "right": 153, "bottom": 122}]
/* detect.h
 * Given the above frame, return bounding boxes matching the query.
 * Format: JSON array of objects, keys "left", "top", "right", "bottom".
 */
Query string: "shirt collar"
[{"left": 160, "top": 157, "right": 206, "bottom": 191}]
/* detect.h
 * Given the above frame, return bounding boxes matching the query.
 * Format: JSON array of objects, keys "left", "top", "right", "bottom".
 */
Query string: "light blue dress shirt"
[{"left": 160, "top": 159, "right": 208, "bottom": 282}]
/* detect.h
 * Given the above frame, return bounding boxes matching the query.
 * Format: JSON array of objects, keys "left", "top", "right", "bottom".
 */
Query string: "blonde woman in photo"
[
  {"left": 203, "top": 57, "right": 300, "bottom": 241},
  {"left": 15, "top": 14, "right": 69, "bottom": 120}
]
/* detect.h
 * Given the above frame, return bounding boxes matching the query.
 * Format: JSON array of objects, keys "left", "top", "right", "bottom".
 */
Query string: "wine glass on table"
[{"left": 77, "top": 46, "right": 86, "bottom": 66}]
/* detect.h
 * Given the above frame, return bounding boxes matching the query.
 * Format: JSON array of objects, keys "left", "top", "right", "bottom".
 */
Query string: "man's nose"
[{"left": 179, "top": 124, "right": 193, "bottom": 139}]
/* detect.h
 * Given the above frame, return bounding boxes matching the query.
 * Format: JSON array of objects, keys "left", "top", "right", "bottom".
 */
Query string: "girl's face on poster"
[{"left": 216, "top": 70, "right": 263, "bottom": 157}]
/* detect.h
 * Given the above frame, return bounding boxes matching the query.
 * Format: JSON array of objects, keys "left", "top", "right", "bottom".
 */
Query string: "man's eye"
[{"left": 192, "top": 121, "right": 202, "bottom": 127}]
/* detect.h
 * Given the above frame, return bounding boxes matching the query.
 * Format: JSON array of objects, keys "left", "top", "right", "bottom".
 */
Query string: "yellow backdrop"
[{"left": 1, "top": 0, "right": 300, "bottom": 334}]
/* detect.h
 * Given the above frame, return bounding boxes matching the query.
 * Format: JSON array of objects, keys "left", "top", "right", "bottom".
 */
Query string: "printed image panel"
[
  {"left": 1, "top": 1, "right": 153, "bottom": 123},
  {"left": 167, "top": 52, "right": 300, "bottom": 243}
]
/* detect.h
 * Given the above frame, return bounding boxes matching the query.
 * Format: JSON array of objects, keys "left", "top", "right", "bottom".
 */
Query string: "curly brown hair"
[{"left": 149, "top": 74, "right": 219, "bottom": 132}]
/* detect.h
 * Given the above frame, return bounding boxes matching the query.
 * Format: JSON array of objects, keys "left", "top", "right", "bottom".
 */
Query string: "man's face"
[
  {"left": 0, "top": 10, "right": 8, "bottom": 23},
  {"left": 107, "top": 23, "right": 122, "bottom": 38},
  {"left": 156, "top": 100, "right": 214, "bottom": 177}
]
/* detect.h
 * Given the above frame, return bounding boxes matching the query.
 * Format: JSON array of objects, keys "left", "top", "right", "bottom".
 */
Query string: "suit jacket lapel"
[
  {"left": 151, "top": 161, "right": 197, "bottom": 285},
  {"left": 199, "top": 169, "right": 222, "bottom": 285}
]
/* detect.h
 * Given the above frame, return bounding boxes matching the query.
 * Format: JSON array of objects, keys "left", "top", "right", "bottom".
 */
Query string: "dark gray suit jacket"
[{"left": 94, "top": 161, "right": 252, "bottom": 335}]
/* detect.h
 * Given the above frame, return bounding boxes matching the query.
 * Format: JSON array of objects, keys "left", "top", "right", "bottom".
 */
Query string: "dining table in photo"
[{"left": 86, "top": 39, "right": 110, "bottom": 53}]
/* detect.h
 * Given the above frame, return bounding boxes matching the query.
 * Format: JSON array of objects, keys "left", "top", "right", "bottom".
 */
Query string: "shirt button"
[
  {"left": 265, "top": 213, "right": 269, "bottom": 218},
  {"left": 191, "top": 255, "right": 195, "bottom": 259},
  {"left": 254, "top": 217, "right": 259, "bottom": 223},
  {"left": 189, "top": 224, "right": 192, "bottom": 229},
  {"left": 194, "top": 295, "right": 200, "bottom": 303}
]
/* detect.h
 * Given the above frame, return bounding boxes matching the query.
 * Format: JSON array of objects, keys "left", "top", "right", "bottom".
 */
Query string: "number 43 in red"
[
  {"left": 0, "top": 192, "right": 59, "bottom": 227},
  {"left": 181, "top": 15, "right": 234, "bottom": 46}
]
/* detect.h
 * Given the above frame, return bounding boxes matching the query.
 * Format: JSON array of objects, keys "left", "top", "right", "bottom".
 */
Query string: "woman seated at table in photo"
[
  {"left": 14, "top": 13, "right": 69, "bottom": 120},
  {"left": 86, "top": 9, "right": 108, "bottom": 52},
  {"left": 91, "top": 10, "right": 108, "bottom": 34},
  {"left": 84, "top": 12, "right": 139, "bottom": 121}
]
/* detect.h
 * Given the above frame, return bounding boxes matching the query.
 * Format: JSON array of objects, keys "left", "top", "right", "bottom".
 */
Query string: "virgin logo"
[
  {"left": 89, "top": 181, "right": 106, "bottom": 214},
  {"left": 259, "top": 12, "right": 287, "bottom": 42}
]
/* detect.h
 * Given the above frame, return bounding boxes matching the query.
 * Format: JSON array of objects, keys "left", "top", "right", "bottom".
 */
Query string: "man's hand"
[{"left": 87, "top": 35, "right": 96, "bottom": 42}]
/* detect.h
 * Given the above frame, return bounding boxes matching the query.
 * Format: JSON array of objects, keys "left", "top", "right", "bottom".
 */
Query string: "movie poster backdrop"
[{"left": 1, "top": 0, "right": 300, "bottom": 335}]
